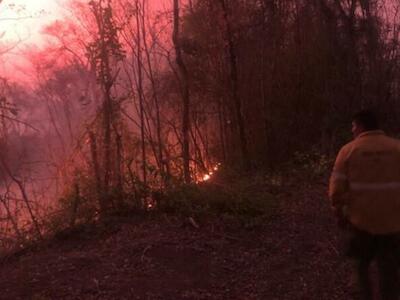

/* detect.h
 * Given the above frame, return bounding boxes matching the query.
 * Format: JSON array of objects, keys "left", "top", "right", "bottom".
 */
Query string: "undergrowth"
[
  {"left": 159, "top": 181, "right": 276, "bottom": 218},
  {"left": 3, "top": 160, "right": 329, "bottom": 255}
]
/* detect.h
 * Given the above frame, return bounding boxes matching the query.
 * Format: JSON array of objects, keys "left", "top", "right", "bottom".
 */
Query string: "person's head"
[{"left": 351, "top": 110, "right": 380, "bottom": 138}]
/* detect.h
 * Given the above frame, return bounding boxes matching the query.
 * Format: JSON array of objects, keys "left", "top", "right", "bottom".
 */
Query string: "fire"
[{"left": 196, "top": 163, "right": 221, "bottom": 183}]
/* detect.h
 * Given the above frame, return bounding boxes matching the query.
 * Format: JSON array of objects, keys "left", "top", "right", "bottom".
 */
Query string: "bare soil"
[{"left": 0, "top": 176, "right": 351, "bottom": 300}]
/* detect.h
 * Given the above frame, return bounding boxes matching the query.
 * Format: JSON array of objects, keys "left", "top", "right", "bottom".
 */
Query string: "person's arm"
[{"left": 329, "top": 146, "right": 350, "bottom": 224}]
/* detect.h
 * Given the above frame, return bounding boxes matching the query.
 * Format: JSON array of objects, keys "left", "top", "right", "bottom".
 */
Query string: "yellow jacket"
[{"left": 329, "top": 130, "right": 400, "bottom": 234}]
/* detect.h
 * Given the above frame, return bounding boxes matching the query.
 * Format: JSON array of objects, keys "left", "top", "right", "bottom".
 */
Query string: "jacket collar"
[{"left": 357, "top": 130, "right": 385, "bottom": 139}]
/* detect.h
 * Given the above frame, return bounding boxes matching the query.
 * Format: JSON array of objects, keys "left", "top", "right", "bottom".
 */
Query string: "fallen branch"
[{"left": 188, "top": 217, "right": 199, "bottom": 229}]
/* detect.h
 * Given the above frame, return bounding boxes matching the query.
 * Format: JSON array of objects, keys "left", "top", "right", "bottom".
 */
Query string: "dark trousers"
[{"left": 346, "top": 229, "right": 400, "bottom": 300}]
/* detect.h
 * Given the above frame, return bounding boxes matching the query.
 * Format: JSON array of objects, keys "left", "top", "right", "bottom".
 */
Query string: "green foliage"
[{"left": 159, "top": 179, "right": 276, "bottom": 219}]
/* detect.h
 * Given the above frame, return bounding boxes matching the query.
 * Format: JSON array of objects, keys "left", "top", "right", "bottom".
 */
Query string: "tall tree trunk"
[
  {"left": 70, "top": 179, "right": 80, "bottom": 227},
  {"left": 90, "top": 0, "right": 124, "bottom": 214},
  {"left": 115, "top": 129, "right": 123, "bottom": 209},
  {"left": 136, "top": 0, "right": 147, "bottom": 186},
  {"left": 140, "top": 0, "right": 165, "bottom": 185},
  {"left": 173, "top": 0, "right": 191, "bottom": 183},
  {"left": 219, "top": 0, "right": 249, "bottom": 169},
  {"left": 102, "top": 85, "right": 112, "bottom": 197},
  {"left": 92, "top": 0, "right": 113, "bottom": 203},
  {"left": 217, "top": 97, "right": 227, "bottom": 163},
  {"left": 89, "top": 130, "right": 106, "bottom": 213}
]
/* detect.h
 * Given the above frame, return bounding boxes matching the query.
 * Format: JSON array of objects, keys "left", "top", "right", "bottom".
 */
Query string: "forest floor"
[{"left": 0, "top": 172, "right": 353, "bottom": 300}]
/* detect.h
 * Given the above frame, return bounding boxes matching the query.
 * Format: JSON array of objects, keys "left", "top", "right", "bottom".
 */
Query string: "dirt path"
[{"left": 0, "top": 178, "right": 351, "bottom": 300}]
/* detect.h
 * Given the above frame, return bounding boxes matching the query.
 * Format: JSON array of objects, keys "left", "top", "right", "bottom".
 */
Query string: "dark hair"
[{"left": 352, "top": 110, "right": 380, "bottom": 131}]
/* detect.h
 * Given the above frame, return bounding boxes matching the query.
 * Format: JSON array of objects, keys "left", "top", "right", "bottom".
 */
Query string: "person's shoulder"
[
  {"left": 380, "top": 133, "right": 400, "bottom": 143},
  {"left": 387, "top": 135, "right": 400, "bottom": 148},
  {"left": 336, "top": 140, "right": 355, "bottom": 158},
  {"left": 386, "top": 135, "right": 400, "bottom": 142},
  {"left": 376, "top": 135, "right": 400, "bottom": 152},
  {"left": 340, "top": 140, "right": 355, "bottom": 153}
]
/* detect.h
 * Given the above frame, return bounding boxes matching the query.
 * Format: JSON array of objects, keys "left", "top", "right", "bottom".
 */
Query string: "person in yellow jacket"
[{"left": 329, "top": 110, "right": 400, "bottom": 300}]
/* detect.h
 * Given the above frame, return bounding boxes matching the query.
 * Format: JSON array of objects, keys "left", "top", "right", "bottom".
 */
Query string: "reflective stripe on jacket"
[{"left": 329, "top": 130, "right": 400, "bottom": 234}]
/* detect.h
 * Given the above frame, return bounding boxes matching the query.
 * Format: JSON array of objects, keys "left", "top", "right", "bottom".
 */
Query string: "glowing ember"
[
  {"left": 203, "top": 174, "right": 211, "bottom": 181},
  {"left": 196, "top": 163, "right": 222, "bottom": 183}
]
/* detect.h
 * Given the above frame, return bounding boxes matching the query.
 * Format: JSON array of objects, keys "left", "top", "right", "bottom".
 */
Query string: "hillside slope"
[{"left": 0, "top": 178, "right": 350, "bottom": 300}]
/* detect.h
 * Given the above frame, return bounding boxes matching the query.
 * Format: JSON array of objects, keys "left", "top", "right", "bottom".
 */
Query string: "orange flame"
[
  {"left": 203, "top": 174, "right": 211, "bottom": 181},
  {"left": 196, "top": 163, "right": 221, "bottom": 183}
]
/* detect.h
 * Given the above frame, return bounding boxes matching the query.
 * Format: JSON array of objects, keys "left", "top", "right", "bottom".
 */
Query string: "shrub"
[{"left": 158, "top": 177, "right": 277, "bottom": 220}]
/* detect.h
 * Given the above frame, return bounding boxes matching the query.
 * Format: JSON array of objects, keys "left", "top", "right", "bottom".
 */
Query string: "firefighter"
[{"left": 329, "top": 110, "right": 400, "bottom": 300}]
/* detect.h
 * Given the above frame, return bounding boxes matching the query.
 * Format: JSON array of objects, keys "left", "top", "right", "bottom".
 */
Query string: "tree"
[
  {"left": 173, "top": 0, "right": 191, "bottom": 183},
  {"left": 87, "top": 0, "right": 125, "bottom": 213},
  {"left": 219, "top": 0, "right": 249, "bottom": 169}
]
